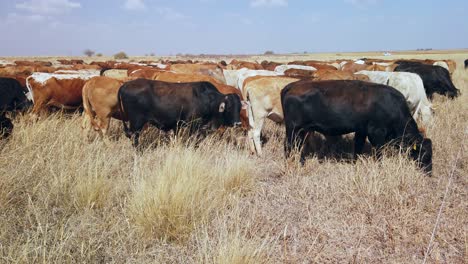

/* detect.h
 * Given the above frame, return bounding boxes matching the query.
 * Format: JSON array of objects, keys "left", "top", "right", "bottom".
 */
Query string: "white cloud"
[
  {"left": 5, "top": 12, "right": 47, "bottom": 24},
  {"left": 124, "top": 0, "right": 146, "bottom": 11},
  {"left": 16, "top": 0, "right": 81, "bottom": 15},
  {"left": 156, "top": 7, "right": 187, "bottom": 21},
  {"left": 345, "top": 0, "right": 380, "bottom": 7},
  {"left": 250, "top": 0, "right": 288, "bottom": 8}
]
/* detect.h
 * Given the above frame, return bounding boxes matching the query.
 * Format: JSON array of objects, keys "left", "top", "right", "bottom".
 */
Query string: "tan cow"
[
  {"left": 170, "top": 64, "right": 226, "bottom": 84},
  {"left": 244, "top": 76, "right": 300, "bottom": 155},
  {"left": 81, "top": 76, "right": 128, "bottom": 138}
]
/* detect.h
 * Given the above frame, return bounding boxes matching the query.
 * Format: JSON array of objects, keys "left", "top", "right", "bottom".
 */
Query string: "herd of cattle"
[{"left": 0, "top": 57, "right": 465, "bottom": 175}]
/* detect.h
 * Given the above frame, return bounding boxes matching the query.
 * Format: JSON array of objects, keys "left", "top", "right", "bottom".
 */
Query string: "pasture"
[{"left": 0, "top": 51, "right": 467, "bottom": 263}]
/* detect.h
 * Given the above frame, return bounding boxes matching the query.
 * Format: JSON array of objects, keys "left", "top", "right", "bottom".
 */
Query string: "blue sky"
[{"left": 0, "top": 0, "right": 467, "bottom": 56}]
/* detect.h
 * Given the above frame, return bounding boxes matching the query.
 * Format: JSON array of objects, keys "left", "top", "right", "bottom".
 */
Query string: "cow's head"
[
  {"left": 409, "top": 138, "right": 433, "bottom": 176},
  {"left": 435, "top": 67, "right": 460, "bottom": 99},
  {"left": 218, "top": 94, "right": 242, "bottom": 127}
]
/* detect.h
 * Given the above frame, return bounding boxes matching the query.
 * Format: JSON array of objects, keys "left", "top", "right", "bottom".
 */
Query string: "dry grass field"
[{"left": 0, "top": 51, "right": 467, "bottom": 263}]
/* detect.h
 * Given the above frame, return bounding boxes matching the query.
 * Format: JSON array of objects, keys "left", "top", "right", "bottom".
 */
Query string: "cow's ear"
[{"left": 219, "top": 102, "right": 226, "bottom": 112}]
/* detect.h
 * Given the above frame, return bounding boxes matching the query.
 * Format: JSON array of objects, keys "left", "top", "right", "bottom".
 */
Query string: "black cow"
[
  {"left": 394, "top": 62, "right": 459, "bottom": 99},
  {"left": 118, "top": 78, "right": 242, "bottom": 147},
  {"left": 281, "top": 80, "right": 433, "bottom": 175},
  {"left": 0, "top": 77, "right": 31, "bottom": 112},
  {"left": 0, "top": 114, "right": 13, "bottom": 139},
  {"left": 464, "top": 59, "right": 468, "bottom": 69}
]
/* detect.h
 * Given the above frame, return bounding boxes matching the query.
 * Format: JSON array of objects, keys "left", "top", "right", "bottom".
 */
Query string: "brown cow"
[
  {"left": 26, "top": 72, "right": 98, "bottom": 114},
  {"left": 261, "top": 60, "right": 281, "bottom": 71},
  {"left": 170, "top": 64, "right": 226, "bottom": 84},
  {"left": 58, "top": 59, "right": 84, "bottom": 65},
  {"left": 229, "top": 60, "right": 263, "bottom": 70},
  {"left": 284, "top": 68, "right": 315, "bottom": 79},
  {"left": 313, "top": 69, "right": 370, "bottom": 81},
  {"left": 15, "top": 60, "right": 52, "bottom": 67}
]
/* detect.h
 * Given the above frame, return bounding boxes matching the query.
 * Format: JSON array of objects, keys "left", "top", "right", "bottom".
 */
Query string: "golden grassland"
[{"left": 0, "top": 51, "right": 467, "bottom": 263}]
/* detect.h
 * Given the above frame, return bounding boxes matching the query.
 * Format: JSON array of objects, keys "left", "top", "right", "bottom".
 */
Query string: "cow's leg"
[
  {"left": 297, "top": 130, "right": 308, "bottom": 165},
  {"left": 31, "top": 96, "right": 48, "bottom": 119},
  {"left": 353, "top": 131, "right": 367, "bottom": 160},
  {"left": 367, "top": 125, "right": 387, "bottom": 160},
  {"left": 285, "top": 125, "right": 307, "bottom": 164},
  {"left": 252, "top": 113, "right": 266, "bottom": 156},
  {"left": 129, "top": 117, "right": 145, "bottom": 148},
  {"left": 247, "top": 103, "right": 267, "bottom": 155}
]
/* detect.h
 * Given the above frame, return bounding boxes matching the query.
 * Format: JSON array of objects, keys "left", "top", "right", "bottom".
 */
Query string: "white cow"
[
  {"left": 223, "top": 68, "right": 281, "bottom": 92},
  {"left": 356, "top": 71, "right": 433, "bottom": 125},
  {"left": 274, "top": 64, "right": 317, "bottom": 74},
  {"left": 223, "top": 68, "right": 249, "bottom": 88},
  {"left": 433, "top": 61, "right": 449, "bottom": 71}
]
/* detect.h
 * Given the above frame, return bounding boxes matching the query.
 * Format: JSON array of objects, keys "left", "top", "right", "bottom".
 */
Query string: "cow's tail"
[
  {"left": 118, "top": 88, "right": 131, "bottom": 138},
  {"left": 81, "top": 84, "right": 95, "bottom": 130},
  {"left": 25, "top": 76, "right": 34, "bottom": 103},
  {"left": 100, "top": 67, "right": 112, "bottom": 76}
]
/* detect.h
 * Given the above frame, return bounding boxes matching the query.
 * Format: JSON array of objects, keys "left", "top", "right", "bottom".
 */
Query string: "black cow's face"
[
  {"left": 446, "top": 88, "right": 460, "bottom": 99},
  {"left": 219, "top": 94, "right": 242, "bottom": 127},
  {"left": 14, "top": 91, "right": 33, "bottom": 112},
  {"left": 410, "top": 138, "right": 433, "bottom": 176}
]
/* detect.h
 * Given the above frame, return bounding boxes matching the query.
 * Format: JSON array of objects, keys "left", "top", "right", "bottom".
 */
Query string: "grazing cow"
[
  {"left": 465, "top": 59, "right": 468, "bottom": 69},
  {"left": 0, "top": 114, "right": 13, "bottom": 139},
  {"left": 118, "top": 79, "right": 242, "bottom": 147},
  {"left": 128, "top": 68, "right": 165, "bottom": 79},
  {"left": 356, "top": 71, "right": 433, "bottom": 125},
  {"left": 313, "top": 69, "right": 370, "bottom": 81},
  {"left": 284, "top": 68, "right": 315, "bottom": 79},
  {"left": 149, "top": 71, "right": 249, "bottom": 128},
  {"left": 26, "top": 72, "right": 98, "bottom": 114},
  {"left": 0, "top": 77, "right": 32, "bottom": 112},
  {"left": 281, "top": 80, "right": 433, "bottom": 174},
  {"left": 243, "top": 76, "right": 300, "bottom": 155},
  {"left": 395, "top": 59, "right": 456, "bottom": 76},
  {"left": 14, "top": 60, "right": 52, "bottom": 67},
  {"left": 261, "top": 60, "right": 281, "bottom": 71},
  {"left": 170, "top": 64, "right": 226, "bottom": 84},
  {"left": 288, "top": 60, "right": 338, "bottom": 71},
  {"left": 274, "top": 65, "right": 317, "bottom": 74},
  {"left": 82, "top": 76, "right": 127, "bottom": 137},
  {"left": 229, "top": 60, "right": 263, "bottom": 70},
  {"left": 395, "top": 63, "right": 460, "bottom": 99}
]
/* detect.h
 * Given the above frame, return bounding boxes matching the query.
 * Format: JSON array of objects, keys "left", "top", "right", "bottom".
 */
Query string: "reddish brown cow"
[
  {"left": 261, "top": 60, "right": 281, "bottom": 71},
  {"left": 26, "top": 73, "right": 97, "bottom": 114},
  {"left": 14, "top": 60, "right": 52, "bottom": 67}
]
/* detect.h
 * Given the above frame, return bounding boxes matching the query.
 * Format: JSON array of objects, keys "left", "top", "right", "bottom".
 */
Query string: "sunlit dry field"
[{"left": 0, "top": 51, "right": 467, "bottom": 263}]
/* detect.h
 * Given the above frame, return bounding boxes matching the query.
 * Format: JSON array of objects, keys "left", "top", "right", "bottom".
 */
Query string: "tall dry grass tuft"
[{"left": 127, "top": 142, "right": 255, "bottom": 241}]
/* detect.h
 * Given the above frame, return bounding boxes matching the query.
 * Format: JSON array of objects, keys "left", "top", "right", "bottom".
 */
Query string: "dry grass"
[{"left": 0, "top": 52, "right": 467, "bottom": 263}]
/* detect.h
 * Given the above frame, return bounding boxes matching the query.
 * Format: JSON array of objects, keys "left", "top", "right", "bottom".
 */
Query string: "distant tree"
[
  {"left": 264, "top": 50, "right": 274, "bottom": 55},
  {"left": 96, "top": 53, "right": 103, "bottom": 57},
  {"left": 83, "top": 49, "right": 95, "bottom": 57},
  {"left": 303, "top": 51, "right": 308, "bottom": 54},
  {"left": 114, "top": 51, "right": 129, "bottom": 60}
]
